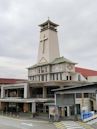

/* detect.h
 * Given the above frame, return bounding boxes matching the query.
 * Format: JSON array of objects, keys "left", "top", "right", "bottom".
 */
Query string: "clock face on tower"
[{"left": 67, "top": 64, "right": 73, "bottom": 70}]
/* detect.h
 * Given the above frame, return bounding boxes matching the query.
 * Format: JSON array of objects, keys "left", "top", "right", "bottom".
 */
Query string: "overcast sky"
[{"left": 0, "top": 0, "right": 97, "bottom": 79}]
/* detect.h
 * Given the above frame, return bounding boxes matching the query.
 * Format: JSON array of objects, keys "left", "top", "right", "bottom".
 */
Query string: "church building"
[{"left": 0, "top": 19, "right": 91, "bottom": 117}]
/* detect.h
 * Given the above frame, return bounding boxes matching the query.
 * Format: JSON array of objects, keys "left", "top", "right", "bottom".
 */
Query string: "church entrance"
[
  {"left": 64, "top": 107, "right": 67, "bottom": 116},
  {"left": 90, "top": 100, "right": 94, "bottom": 111},
  {"left": 3, "top": 102, "right": 24, "bottom": 113}
]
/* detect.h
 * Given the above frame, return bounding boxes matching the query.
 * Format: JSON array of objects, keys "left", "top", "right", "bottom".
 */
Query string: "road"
[{"left": 0, "top": 116, "right": 56, "bottom": 129}]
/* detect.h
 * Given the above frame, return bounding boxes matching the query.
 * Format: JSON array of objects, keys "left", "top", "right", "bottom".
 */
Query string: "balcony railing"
[
  {"left": 47, "top": 94, "right": 54, "bottom": 98},
  {"left": 32, "top": 94, "right": 43, "bottom": 98},
  {"left": 4, "top": 97, "right": 23, "bottom": 99},
  {"left": 32, "top": 94, "right": 54, "bottom": 98}
]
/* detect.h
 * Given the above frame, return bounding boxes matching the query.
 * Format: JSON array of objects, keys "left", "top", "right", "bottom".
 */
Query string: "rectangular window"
[
  {"left": 84, "top": 93, "right": 88, "bottom": 98},
  {"left": 45, "top": 66, "right": 47, "bottom": 72},
  {"left": 38, "top": 67, "right": 40, "bottom": 73},
  {"left": 70, "top": 76, "right": 72, "bottom": 80},
  {"left": 52, "top": 74, "right": 55, "bottom": 80},
  {"left": 78, "top": 75, "right": 80, "bottom": 81},
  {"left": 39, "top": 76, "right": 40, "bottom": 81},
  {"left": 60, "top": 73, "right": 62, "bottom": 80},
  {"left": 56, "top": 74, "right": 58, "bottom": 80},
  {"left": 66, "top": 76, "right": 68, "bottom": 80},
  {"left": 41, "top": 75, "right": 44, "bottom": 81},
  {"left": 45, "top": 75, "right": 47, "bottom": 81},
  {"left": 76, "top": 93, "right": 82, "bottom": 98}
]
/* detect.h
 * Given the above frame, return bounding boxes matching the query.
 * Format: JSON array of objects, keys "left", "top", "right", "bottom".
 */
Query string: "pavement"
[
  {"left": 87, "top": 118, "right": 97, "bottom": 129},
  {"left": 54, "top": 121, "right": 95, "bottom": 129}
]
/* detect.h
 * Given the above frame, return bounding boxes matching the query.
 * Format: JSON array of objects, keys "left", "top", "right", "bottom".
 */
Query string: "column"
[
  {"left": 44, "top": 75, "right": 46, "bottom": 81},
  {"left": 74, "top": 93, "right": 77, "bottom": 120},
  {"left": 24, "top": 84, "right": 28, "bottom": 98},
  {"left": 61, "top": 107, "right": 65, "bottom": 117},
  {"left": 96, "top": 94, "right": 97, "bottom": 109},
  {"left": 82, "top": 93, "right": 84, "bottom": 107},
  {"left": 67, "top": 106, "right": 70, "bottom": 117},
  {"left": 1, "top": 86, "right": 5, "bottom": 98},
  {"left": 48, "top": 74, "right": 50, "bottom": 81},
  {"left": 40, "top": 75, "right": 42, "bottom": 81},
  {"left": 32, "top": 102, "right": 36, "bottom": 113},
  {"left": 43, "top": 87, "right": 47, "bottom": 98}
]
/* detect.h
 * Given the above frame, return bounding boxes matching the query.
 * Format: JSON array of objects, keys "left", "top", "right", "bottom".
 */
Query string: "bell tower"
[{"left": 37, "top": 19, "right": 60, "bottom": 64}]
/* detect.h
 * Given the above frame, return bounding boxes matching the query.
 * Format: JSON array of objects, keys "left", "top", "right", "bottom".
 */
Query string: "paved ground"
[
  {"left": 54, "top": 121, "right": 95, "bottom": 129},
  {"left": 87, "top": 118, "right": 97, "bottom": 129},
  {"left": 0, "top": 116, "right": 56, "bottom": 129}
]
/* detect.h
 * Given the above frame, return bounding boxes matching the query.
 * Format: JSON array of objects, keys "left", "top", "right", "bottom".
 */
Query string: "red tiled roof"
[
  {"left": 0, "top": 78, "right": 27, "bottom": 84},
  {"left": 75, "top": 67, "right": 97, "bottom": 77}
]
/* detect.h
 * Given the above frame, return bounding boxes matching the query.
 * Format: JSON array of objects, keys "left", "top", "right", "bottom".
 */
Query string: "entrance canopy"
[
  {"left": 52, "top": 83, "right": 97, "bottom": 94},
  {"left": 0, "top": 98, "right": 53, "bottom": 103}
]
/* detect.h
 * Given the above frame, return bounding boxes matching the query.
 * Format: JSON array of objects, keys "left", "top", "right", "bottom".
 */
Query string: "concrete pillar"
[
  {"left": 44, "top": 75, "right": 46, "bottom": 81},
  {"left": 47, "top": 74, "right": 50, "bottom": 81},
  {"left": 43, "top": 87, "right": 47, "bottom": 98},
  {"left": 1, "top": 86, "right": 5, "bottom": 98},
  {"left": 74, "top": 93, "right": 77, "bottom": 120},
  {"left": 32, "top": 102, "right": 36, "bottom": 113},
  {"left": 55, "top": 74, "right": 57, "bottom": 80},
  {"left": 40, "top": 75, "right": 42, "bottom": 81},
  {"left": 82, "top": 93, "right": 84, "bottom": 107},
  {"left": 67, "top": 106, "right": 70, "bottom": 117},
  {"left": 61, "top": 107, "right": 65, "bottom": 117},
  {"left": 24, "top": 84, "right": 28, "bottom": 98},
  {"left": 58, "top": 73, "right": 61, "bottom": 80},
  {"left": 96, "top": 94, "right": 97, "bottom": 109}
]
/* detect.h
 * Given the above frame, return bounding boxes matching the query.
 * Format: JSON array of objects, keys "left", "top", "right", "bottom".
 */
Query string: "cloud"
[{"left": 0, "top": 0, "right": 97, "bottom": 78}]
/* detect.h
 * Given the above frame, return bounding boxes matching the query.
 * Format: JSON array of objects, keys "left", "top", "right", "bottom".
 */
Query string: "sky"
[{"left": 0, "top": 0, "right": 97, "bottom": 79}]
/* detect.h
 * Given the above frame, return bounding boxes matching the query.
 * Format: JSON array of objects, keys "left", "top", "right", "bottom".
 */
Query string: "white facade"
[{"left": 88, "top": 76, "right": 97, "bottom": 82}]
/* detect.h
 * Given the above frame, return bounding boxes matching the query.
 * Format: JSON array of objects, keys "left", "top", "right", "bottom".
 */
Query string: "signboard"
[
  {"left": 81, "top": 111, "right": 94, "bottom": 120},
  {"left": 49, "top": 106, "right": 55, "bottom": 116}
]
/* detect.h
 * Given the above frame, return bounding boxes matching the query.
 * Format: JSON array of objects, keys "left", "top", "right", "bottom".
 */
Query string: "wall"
[
  {"left": 88, "top": 76, "right": 97, "bottom": 82},
  {"left": 76, "top": 98, "right": 91, "bottom": 111}
]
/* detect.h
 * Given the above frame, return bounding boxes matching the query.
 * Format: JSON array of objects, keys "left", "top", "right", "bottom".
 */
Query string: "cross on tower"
[{"left": 40, "top": 35, "right": 48, "bottom": 53}]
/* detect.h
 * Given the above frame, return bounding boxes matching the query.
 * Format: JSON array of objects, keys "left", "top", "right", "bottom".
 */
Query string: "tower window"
[
  {"left": 56, "top": 73, "right": 58, "bottom": 80},
  {"left": 45, "top": 75, "right": 47, "bottom": 81},
  {"left": 78, "top": 75, "right": 80, "bottom": 81},
  {"left": 52, "top": 74, "right": 55, "bottom": 80},
  {"left": 45, "top": 66, "right": 47, "bottom": 72},
  {"left": 70, "top": 76, "right": 72, "bottom": 80},
  {"left": 38, "top": 68, "right": 41, "bottom": 73},
  {"left": 60, "top": 73, "right": 62, "bottom": 80},
  {"left": 39, "top": 76, "right": 40, "bottom": 81},
  {"left": 66, "top": 76, "right": 68, "bottom": 80},
  {"left": 41, "top": 75, "right": 44, "bottom": 81}
]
